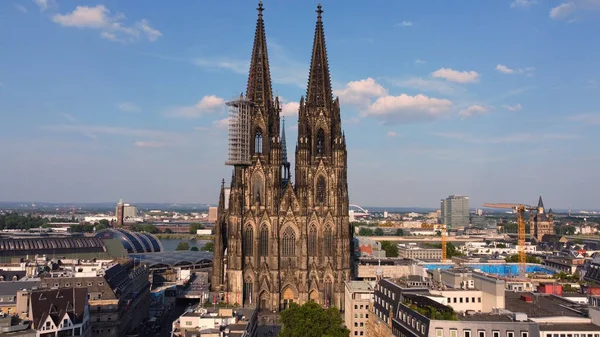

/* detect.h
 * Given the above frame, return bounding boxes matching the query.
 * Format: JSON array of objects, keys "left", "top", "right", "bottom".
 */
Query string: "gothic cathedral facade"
[{"left": 211, "top": 3, "right": 352, "bottom": 312}]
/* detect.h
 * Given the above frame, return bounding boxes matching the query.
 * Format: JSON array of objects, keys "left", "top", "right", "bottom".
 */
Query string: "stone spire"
[
  {"left": 305, "top": 4, "right": 333, "bottom": 109},
  {"left": 246, "top": 1, "right": 273, "bottom": 108}
]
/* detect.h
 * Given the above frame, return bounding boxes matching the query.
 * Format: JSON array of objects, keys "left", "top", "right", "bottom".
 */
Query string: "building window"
[
  {"left": 316, "top": 176, "right": 326, "bottom": 204},
  {"left": 493, "top": 331, "right": 500, "bottom": 337},
  {"left": 521, "top": 333, "right": 529, "bottom": 337},
  {"left": 282, "top": 227, "right": 296, "bottom": 257},
  {"left": 259, "top": 225, "right": 269, "bottom": 257},
  {"left": 507, "top": 332, "right": 514, "bottom": 337},
  {"left": 255, "top": 129, "right": 263, "bottom": 154},
  {"left": 316, "top": 128, "right": 325, "bottom": 155},
  {"left": 464, "top": 330, "right": 471, "bottom": 337},
  {"left": 324, "top": 278, "right": 333, "bottom": 307},
  {"left": 252, "top": 174, "right": 264, "bottom": 205},
  {"left": 308, "top": 225, "right": 317, "bottom": 256},
  {"left": 244, "top": 280, "right": 253, "bottom": 305},
  {"left": 244, "top": 225, "right": 254, "bottom": 256},
  {"left": 451, "top": 330, "right": 458, "bottom": 337},
  {"left": 479, "top": 331, "right": 485, "bottom": 337},
  {"left": 437, "top": 329, "right": 444, "bottom": 337},
  {"left": 324, "top": 226, "right": 333, "bottom": 256}
]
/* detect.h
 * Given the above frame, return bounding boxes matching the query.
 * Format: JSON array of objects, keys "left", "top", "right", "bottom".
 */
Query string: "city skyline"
[{"left": 1, "top": 0, "right": 599, "bottom": 209}]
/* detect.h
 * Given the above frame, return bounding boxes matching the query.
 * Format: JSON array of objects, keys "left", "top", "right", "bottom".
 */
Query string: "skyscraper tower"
[{"left": 212, "top": 3, "right": 351, "bottom": 312}]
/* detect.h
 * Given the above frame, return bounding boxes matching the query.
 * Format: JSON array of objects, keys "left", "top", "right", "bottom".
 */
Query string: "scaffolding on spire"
[{"left": 226, "top": 94, "right": 253, "bottom": 167}]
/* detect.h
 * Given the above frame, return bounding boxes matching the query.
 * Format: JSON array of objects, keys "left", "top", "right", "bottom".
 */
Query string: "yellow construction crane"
[
  {"left": 482, "top": 203, "right": 536, "bottom": 275},
  {"left": 441, "top": 224, "right": 447, "bottom": 263}
]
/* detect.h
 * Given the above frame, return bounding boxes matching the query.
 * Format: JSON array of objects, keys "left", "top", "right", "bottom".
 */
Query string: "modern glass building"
[{"left": 440, "top": 195, "right": 470, "bottom": 228}]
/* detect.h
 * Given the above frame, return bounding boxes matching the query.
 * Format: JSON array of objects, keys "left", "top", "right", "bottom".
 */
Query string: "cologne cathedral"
[{"left": 211, "top": 3, "right": 352, "bottom": 312}]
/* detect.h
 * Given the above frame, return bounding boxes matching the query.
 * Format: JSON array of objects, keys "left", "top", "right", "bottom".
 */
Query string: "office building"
[{"left": 441, "top": 195, "right": 470, "bottom": 228}]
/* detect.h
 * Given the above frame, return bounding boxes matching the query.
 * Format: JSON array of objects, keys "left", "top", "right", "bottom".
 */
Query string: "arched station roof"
[
  {"left": 129, "top": 251, "right": 213, "bottom": 268},
  {"left": 94, "top": 228, "right": 163, "bottom": 254}
]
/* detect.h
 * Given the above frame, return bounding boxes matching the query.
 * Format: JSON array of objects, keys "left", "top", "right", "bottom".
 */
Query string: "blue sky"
[{"left": 1, "top": 0, "right": 599, "bottom": 210}]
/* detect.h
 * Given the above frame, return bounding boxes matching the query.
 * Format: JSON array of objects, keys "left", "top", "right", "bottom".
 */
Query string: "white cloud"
[
  {"left": 568, "top": 113, "right": 600, "bottom": 125},
  {"left": 334, "top": 78, "right": 388, "bottom": 106},
  {"left": 193, "top": 42, "right": 307, "bottom": 88},
  {"left": 432, "top": 132, "right": 580, "bottom": 144},
  {"left": 166, "top": 95, "right": 225, "bottom": 119},
  {"left": 52, "top": 5, "right": 162, "bottom": 43},
  {"left": 14, "top": 4, "right": 28, "bottom": 13},
  {"left": 138, "top": 19, "right": 162, "bottom": 42},
  {"left": 363, "top": 94, "right": 453, "bottom": 124},
  {"left": 117, "top": 102, "right": 140, "bottom": 112},
  {"left": 42, "top": 124, "right": 173, "bottom": 140},
  {"left": 281, "top": 102, "right": 300, "bottom": 117},
  {"left": 496, "top": 64, "right": 515, "bottom": 74},
  {"left": 213, "top": 118, "right": 230, "bottom": 130},
  {"left": 415, "top": 59, "right": 426, "bottom": 64},
  {"left": 431, "top": 68, "right": 479, "bottom": 83},
  {"left": 393, "top": 77, "right": 463, "bottom": 96},
  {"left": 61, "top": 113, "right": 77, "bottom": 122},
  {"left": 193, "top": 58, "right": 249, "bottom": 75},
  {"left": 495, "top": 64, "right": 535, "bottom": 76},
  {"left": 135, "top": 141, "right": 165, "bottom": 148},
  {"left": 34, "top": 0, "right": 54, "bottom": 11},
  {"left": 550, "top": 0, "right": 600, "bottom": 20},
  {"left": 387, "top": 131, "right": 397, "bottom": 137},
  {"left": 503, "top": 103, "right": 523, "bottom": 111},
  {"left": 511, "top": 0, "right": 538, "bottom": 8},
  {"left": 459, "top": 105, "right": 489, "bottom": 118},
  {"left": 396, "top": 21, "right": 413, "bottom": 27}
]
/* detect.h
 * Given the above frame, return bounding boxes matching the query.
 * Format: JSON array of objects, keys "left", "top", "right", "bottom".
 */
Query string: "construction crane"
[
  {"left": 441, "top": 224, "right": 447, "bottom": 263},
  {"left": 482, "top": 203, "right": 537, "bottom": 275}
]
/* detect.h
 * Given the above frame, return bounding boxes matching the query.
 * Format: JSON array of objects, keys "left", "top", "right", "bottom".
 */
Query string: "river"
[{"left": 159, "top": 238, "right": 211, "bottom": 251}]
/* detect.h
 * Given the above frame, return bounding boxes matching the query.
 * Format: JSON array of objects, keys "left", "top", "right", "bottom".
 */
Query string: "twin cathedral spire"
[{"left": 212, "top": 2, "right": 351, "bottom": 312}]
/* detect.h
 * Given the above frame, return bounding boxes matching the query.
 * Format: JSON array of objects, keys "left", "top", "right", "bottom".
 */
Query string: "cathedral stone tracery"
[{"left": 211, "top": 2, "right": 351, "bottom": 312}]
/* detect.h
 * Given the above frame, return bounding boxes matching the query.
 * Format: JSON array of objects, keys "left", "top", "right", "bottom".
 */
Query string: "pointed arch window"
[
  {"left": 282, "top": 227, "right": 295, "bottom": 257},
  {"left": 244, "top": 225, "right": 254, "bottom": 256},
  {"left": 324, "top": 226, "right": 333, "bottom": 256},
  {"left": 324, "top": 277, "right": 333, "bottom": 307},
  {"left": 255, "top": 129, "right": 263, "bottom": 154},
  {"left": 252, "top": 174, "right": 264, "bottom": 205},
  {"left": 243, "top": 279, "right": 253, "bottom": 306},
  {"left": 316, "top": 128, "right": 325, "bottom": 155},
  {"left": 259, "top": 225, "right": 269, "bottom": 257},
  {"left": 316, "top": 176, "right": 326, "bottom": 204},
  {"left": 308, "top": 225, "right": 318, "bottom": 256}
]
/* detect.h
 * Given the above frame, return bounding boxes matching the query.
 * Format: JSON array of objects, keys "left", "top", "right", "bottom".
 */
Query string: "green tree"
[
  {"left": 99, "top": 219, "right": 110, "bottom": 227},
  {"left": 496, "top": 243, "right": 507, "bottom": 248},
  {"left": 176, "top": 242, "right": 190, "bottom": 251},
  {"left": 95, "top": 223, "right": 107, "bottom": 231},
  {"left": 190, "top": 222, "right": 205, "bottom": 234},
  {"left": 395, "top": 228, "right": 404, "bottom": 236},
  {"left": 279, "top": 301, "right": 349, "bottom": 337},
  {"left": 190, "top": 246, "right": 199, "bottom": 251},
  {"left": 164, "top": 228, "right": 173, "bottom": 234},
  {"left": 505, "top": 254, "right": 541, "bottom": 264},
  {"left": 374, "top": 228, "right": 384, "bottom": 236},
  {"left": 358, "top": 228, "right": 374, "bottom": 236},
  {"left": 380, "top": 241, "right": 398, "bottom": 257},
  {"left": 201, "top": 241, "right": 214, "bottom": 252}
]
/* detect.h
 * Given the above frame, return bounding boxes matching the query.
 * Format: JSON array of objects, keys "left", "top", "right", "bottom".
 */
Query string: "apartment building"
[{"left": 345, "top": 281, "right": 375, "bottom": 337}]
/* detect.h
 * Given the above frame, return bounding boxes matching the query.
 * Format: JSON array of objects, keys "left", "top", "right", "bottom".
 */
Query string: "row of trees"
[
  {"left": 0, "top": 212, "right": 76, "bottom": 230},
  {"left": 175, "top": 241, "right": 214, "bottom": 252},
  {"left": 358, "top": 227, "right": 404, "bottom": 236}
]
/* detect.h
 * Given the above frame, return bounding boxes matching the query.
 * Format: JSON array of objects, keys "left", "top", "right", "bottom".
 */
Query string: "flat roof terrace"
[{"left": 505, "top": 292, "right": 588, "bottom": 318}]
